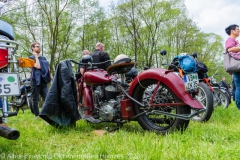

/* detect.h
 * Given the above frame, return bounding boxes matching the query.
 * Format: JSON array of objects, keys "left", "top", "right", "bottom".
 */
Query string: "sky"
[{"left": 99, "top": 0, "right": 240, "bottom": 42}]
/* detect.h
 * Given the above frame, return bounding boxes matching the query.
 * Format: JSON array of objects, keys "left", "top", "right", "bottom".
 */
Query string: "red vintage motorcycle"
[{"left": 71, "top": 54, "right": 205, "bottom": 134}]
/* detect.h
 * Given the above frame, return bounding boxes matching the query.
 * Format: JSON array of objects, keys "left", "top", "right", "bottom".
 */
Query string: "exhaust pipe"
[{"left": 0, "top": 125, "right": 20, "bottom": 140}]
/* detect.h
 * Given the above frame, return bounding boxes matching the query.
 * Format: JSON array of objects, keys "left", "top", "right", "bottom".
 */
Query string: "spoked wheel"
[
  {"left": 192, "top": 82, "right": 214, "bottom": 122},
  {"left": 213, "top": 88, "right": 229, "bottom": 108},
  {"left": 133, "top": 79, "right": 191, "bottom": 135}
]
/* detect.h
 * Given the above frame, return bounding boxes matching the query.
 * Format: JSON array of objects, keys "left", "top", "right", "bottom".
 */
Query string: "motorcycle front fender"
[
  {"left": 128, "top": 68, "right": 203, "bottom": 109},
  {"left": 83, "top": 83, "right": 94, "bottom": 115}
]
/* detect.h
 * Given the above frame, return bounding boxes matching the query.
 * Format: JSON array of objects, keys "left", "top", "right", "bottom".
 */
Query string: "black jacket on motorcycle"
[{"left": 39, "top": 60, "right": 80, "bottom": 127}]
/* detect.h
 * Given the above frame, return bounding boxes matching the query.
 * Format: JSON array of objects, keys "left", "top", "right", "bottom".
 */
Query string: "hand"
[{"left": 32, "top": 51, "right": 38, "bottom": 57}]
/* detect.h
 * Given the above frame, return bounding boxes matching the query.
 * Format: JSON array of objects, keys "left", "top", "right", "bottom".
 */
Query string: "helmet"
[
  {"left": 107, "top": 54, "right": 135, "bottom": 74},
  {"left": 113, "top": 54, "right": 131, "bottom": 64},
  {"left": 82, "top": 55, "right": 93, "bottom": 64}
]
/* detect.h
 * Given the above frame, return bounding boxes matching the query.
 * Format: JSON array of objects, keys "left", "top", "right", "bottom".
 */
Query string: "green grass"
[{"left": 1, "top": 103, "right": 240, "bottom": 160}]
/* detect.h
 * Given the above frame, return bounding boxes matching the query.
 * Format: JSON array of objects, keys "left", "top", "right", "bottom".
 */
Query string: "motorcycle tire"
[
  {"left": 133, "top": 79, "right": 191, "bottom": 135},
  {"left": 192, "top": 82, "right": 214, "bottom": 122},
  {"left": 213, "top": 88, "right": 230, "bottom": 108},
  {"left": 223, "top": 88, "right": 232, "bottom": 103}
]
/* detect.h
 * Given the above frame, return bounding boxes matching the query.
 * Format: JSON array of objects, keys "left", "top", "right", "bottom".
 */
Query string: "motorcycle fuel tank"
[{"left": 84, "top": 69, "right": 115, "bottom": 85}]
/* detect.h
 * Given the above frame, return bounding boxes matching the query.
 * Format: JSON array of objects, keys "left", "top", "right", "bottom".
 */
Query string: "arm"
[
  {"left": 33, "top": 52, "right": 41, "bottom": 69},
  {"left": 226, "top": 38, "right": 240, "bottom": 52},
  {"left": 80, "top": 68, "right": 84, "bottom": 75},
  {"left": 228, "top": 47, "right": 240, "bottom": 53},
  {"left": 103, "top": 52, "right": 111, "bottom": 69},
  {"left": 49, "top": 67, "right": 52, "bottom": 82}
]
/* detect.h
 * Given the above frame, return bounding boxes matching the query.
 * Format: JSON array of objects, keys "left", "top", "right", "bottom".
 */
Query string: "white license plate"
[
  {"left": 183, "top": 73, "right": 199, "bottom": 90},
  {"left": 0, "top": 73, "right": 20, "bottom": 96}
]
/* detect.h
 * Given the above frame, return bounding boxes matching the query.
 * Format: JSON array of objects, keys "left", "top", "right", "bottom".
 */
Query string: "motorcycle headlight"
[{"left": 211, "top": 78, "right": 217, "bottom": 84}]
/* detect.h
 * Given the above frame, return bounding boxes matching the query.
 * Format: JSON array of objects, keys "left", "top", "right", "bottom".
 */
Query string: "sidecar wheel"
[
  {"left": 191, "top": 82, "right": 214, "bottom": 122},
  {"left": 133, "top": 79, "right": 191, "bottom": 135}
]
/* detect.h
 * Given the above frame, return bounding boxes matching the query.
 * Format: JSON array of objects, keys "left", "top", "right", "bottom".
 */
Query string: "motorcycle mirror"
[
  {"left": 160, "top": 50, "right": 167, "bottom": 56},
  {"left": 144, "top": 66, "right": 149, "bottom": 70},
  {"left": 192, "top": 52, "right": 197, "bottom": 58},
  {"left": 18, "top": 57, "right": 35, "bottom": 68}
]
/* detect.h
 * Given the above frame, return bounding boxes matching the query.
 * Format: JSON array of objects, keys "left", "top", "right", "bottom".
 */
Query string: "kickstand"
[{"left": 104, "top": 123, "right": 123, "bottom": 133}]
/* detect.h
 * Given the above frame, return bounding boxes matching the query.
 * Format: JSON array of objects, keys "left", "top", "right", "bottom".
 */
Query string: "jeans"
[
  {"left": 232, "top": 78, "right": 236, "bottom": 101},
  {"left": 31, "top": 80, "right": 48, "bottom": 116},
  {"left": 233, "top": 73, "right": 240, "bottom": 109}
]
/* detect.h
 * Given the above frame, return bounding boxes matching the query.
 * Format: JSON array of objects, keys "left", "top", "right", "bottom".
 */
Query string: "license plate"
[
  {"left": 183, "top": 73, "right": 198, "bottom": 90},
  {"left": 0, "top": 73, "right": 20, "bottom": 96}
]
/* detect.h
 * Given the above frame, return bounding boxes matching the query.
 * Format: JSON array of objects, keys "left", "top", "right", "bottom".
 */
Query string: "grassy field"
[{"left": 1, "top": 103, "right": 240, "bottom": 160}]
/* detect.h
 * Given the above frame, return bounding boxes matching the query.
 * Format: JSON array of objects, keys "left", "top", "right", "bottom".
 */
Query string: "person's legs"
[
  {"left": 232, "top": 78, "right": 236, "bottom": 101},
  {"left": 31, "top": 80, "right": 40, "bottom": 116},
  {"left": 40, "top": 82, "right": 48, "bottom": 103},
  {"left": 233, "top": 73, "right": 240, "bottom": 109}
]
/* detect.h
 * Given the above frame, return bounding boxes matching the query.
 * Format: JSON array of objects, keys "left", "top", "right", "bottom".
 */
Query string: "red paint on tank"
[{"left": 84, "top": 69, "right": 115, "bottom": 85}]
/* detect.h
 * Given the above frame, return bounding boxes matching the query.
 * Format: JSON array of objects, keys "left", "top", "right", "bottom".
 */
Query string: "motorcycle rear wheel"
[
  {"left": 191, "top": 82, "right": 214, "bottom": 122},
  {"left": 133, "top": 79, "right": 191, "bottom": 135}
]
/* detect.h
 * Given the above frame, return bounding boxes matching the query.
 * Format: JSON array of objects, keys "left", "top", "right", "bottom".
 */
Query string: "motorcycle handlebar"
[
  {"left": 70, "top": 59, "right": 113, "bottom": 66},
  {"left": 162, "top": 63, "right": 171, "bottom": 66},
  {"left": 0, "top": 124, "right": 20, "bottom": 140}
]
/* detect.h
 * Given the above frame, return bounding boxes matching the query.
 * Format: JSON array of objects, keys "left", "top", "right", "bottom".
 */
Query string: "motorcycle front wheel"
[
  {"left": 133, "top": 79, "right": 191, "bottom": 135},
  {"left": 213, "top": 88, "right": 229, "bottom": 108},
  {"left": 191, "top": 82, "right": 214, "bottom": 122}
]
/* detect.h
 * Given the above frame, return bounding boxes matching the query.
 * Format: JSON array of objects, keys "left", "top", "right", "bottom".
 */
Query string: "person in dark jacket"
[
  {"left": 91, "top": 42, "right": 111, "bottom": 70},
  {"left": 29, "top": 42, "right": 51, "bottom": 117},
  {"left": 39, "top": 60, "right": 80, "bottom": 127},
  {"left": 219, "top": 77, "right": 229, "bottom": 89}
]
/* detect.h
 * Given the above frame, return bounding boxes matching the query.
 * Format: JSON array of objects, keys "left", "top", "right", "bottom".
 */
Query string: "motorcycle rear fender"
[{"left": 128, "top": 68, "right": 203, "bottom": 109}]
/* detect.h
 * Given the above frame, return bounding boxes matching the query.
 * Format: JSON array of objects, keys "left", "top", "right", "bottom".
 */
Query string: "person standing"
[
  {"left": 219, "top": 77, "right": 229, "bottom": 89},
  {"left": 78, "top": 50, "right": 90, "bottom": 75},
  {"left": 91, "top": 42, "right": 111, "bottom": 70},
  {"left": 225, "top": 24, "right": 240, "bottom": 109},
  {"left": 29, "top": 42, "right": 51, "bottom": 117}
]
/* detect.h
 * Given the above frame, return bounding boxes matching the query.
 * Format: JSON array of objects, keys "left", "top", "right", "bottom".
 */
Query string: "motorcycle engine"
[
  {"left": 99, "top": 99, "right": 119, "bottom": 121},
  {"left": 94, "top": 84, "right": 121, "bottom": 121}
]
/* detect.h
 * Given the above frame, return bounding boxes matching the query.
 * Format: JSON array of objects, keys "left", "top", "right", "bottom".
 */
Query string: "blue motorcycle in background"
[{"left": 9, "top": 77, "right": 33, "bottom": 114}]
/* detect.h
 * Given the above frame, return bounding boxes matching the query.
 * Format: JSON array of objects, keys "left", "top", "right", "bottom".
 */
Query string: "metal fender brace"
[{"left": 114, "top": 80, "right": 206, "bottom": 121}]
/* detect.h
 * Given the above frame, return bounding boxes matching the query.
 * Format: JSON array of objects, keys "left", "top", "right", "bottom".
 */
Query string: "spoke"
[{"left": 141, "top": 83, "right": 177, "bottom": 128}]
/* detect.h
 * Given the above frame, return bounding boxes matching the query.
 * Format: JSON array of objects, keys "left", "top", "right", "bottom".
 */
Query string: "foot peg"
[{"left": 83, "top": 115, "right": 101, "bottom": 124}]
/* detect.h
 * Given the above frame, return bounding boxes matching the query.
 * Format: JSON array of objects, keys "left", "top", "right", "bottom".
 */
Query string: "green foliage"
[{"left": 1, "top": 0, "right": 225, "bottom": 76}]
